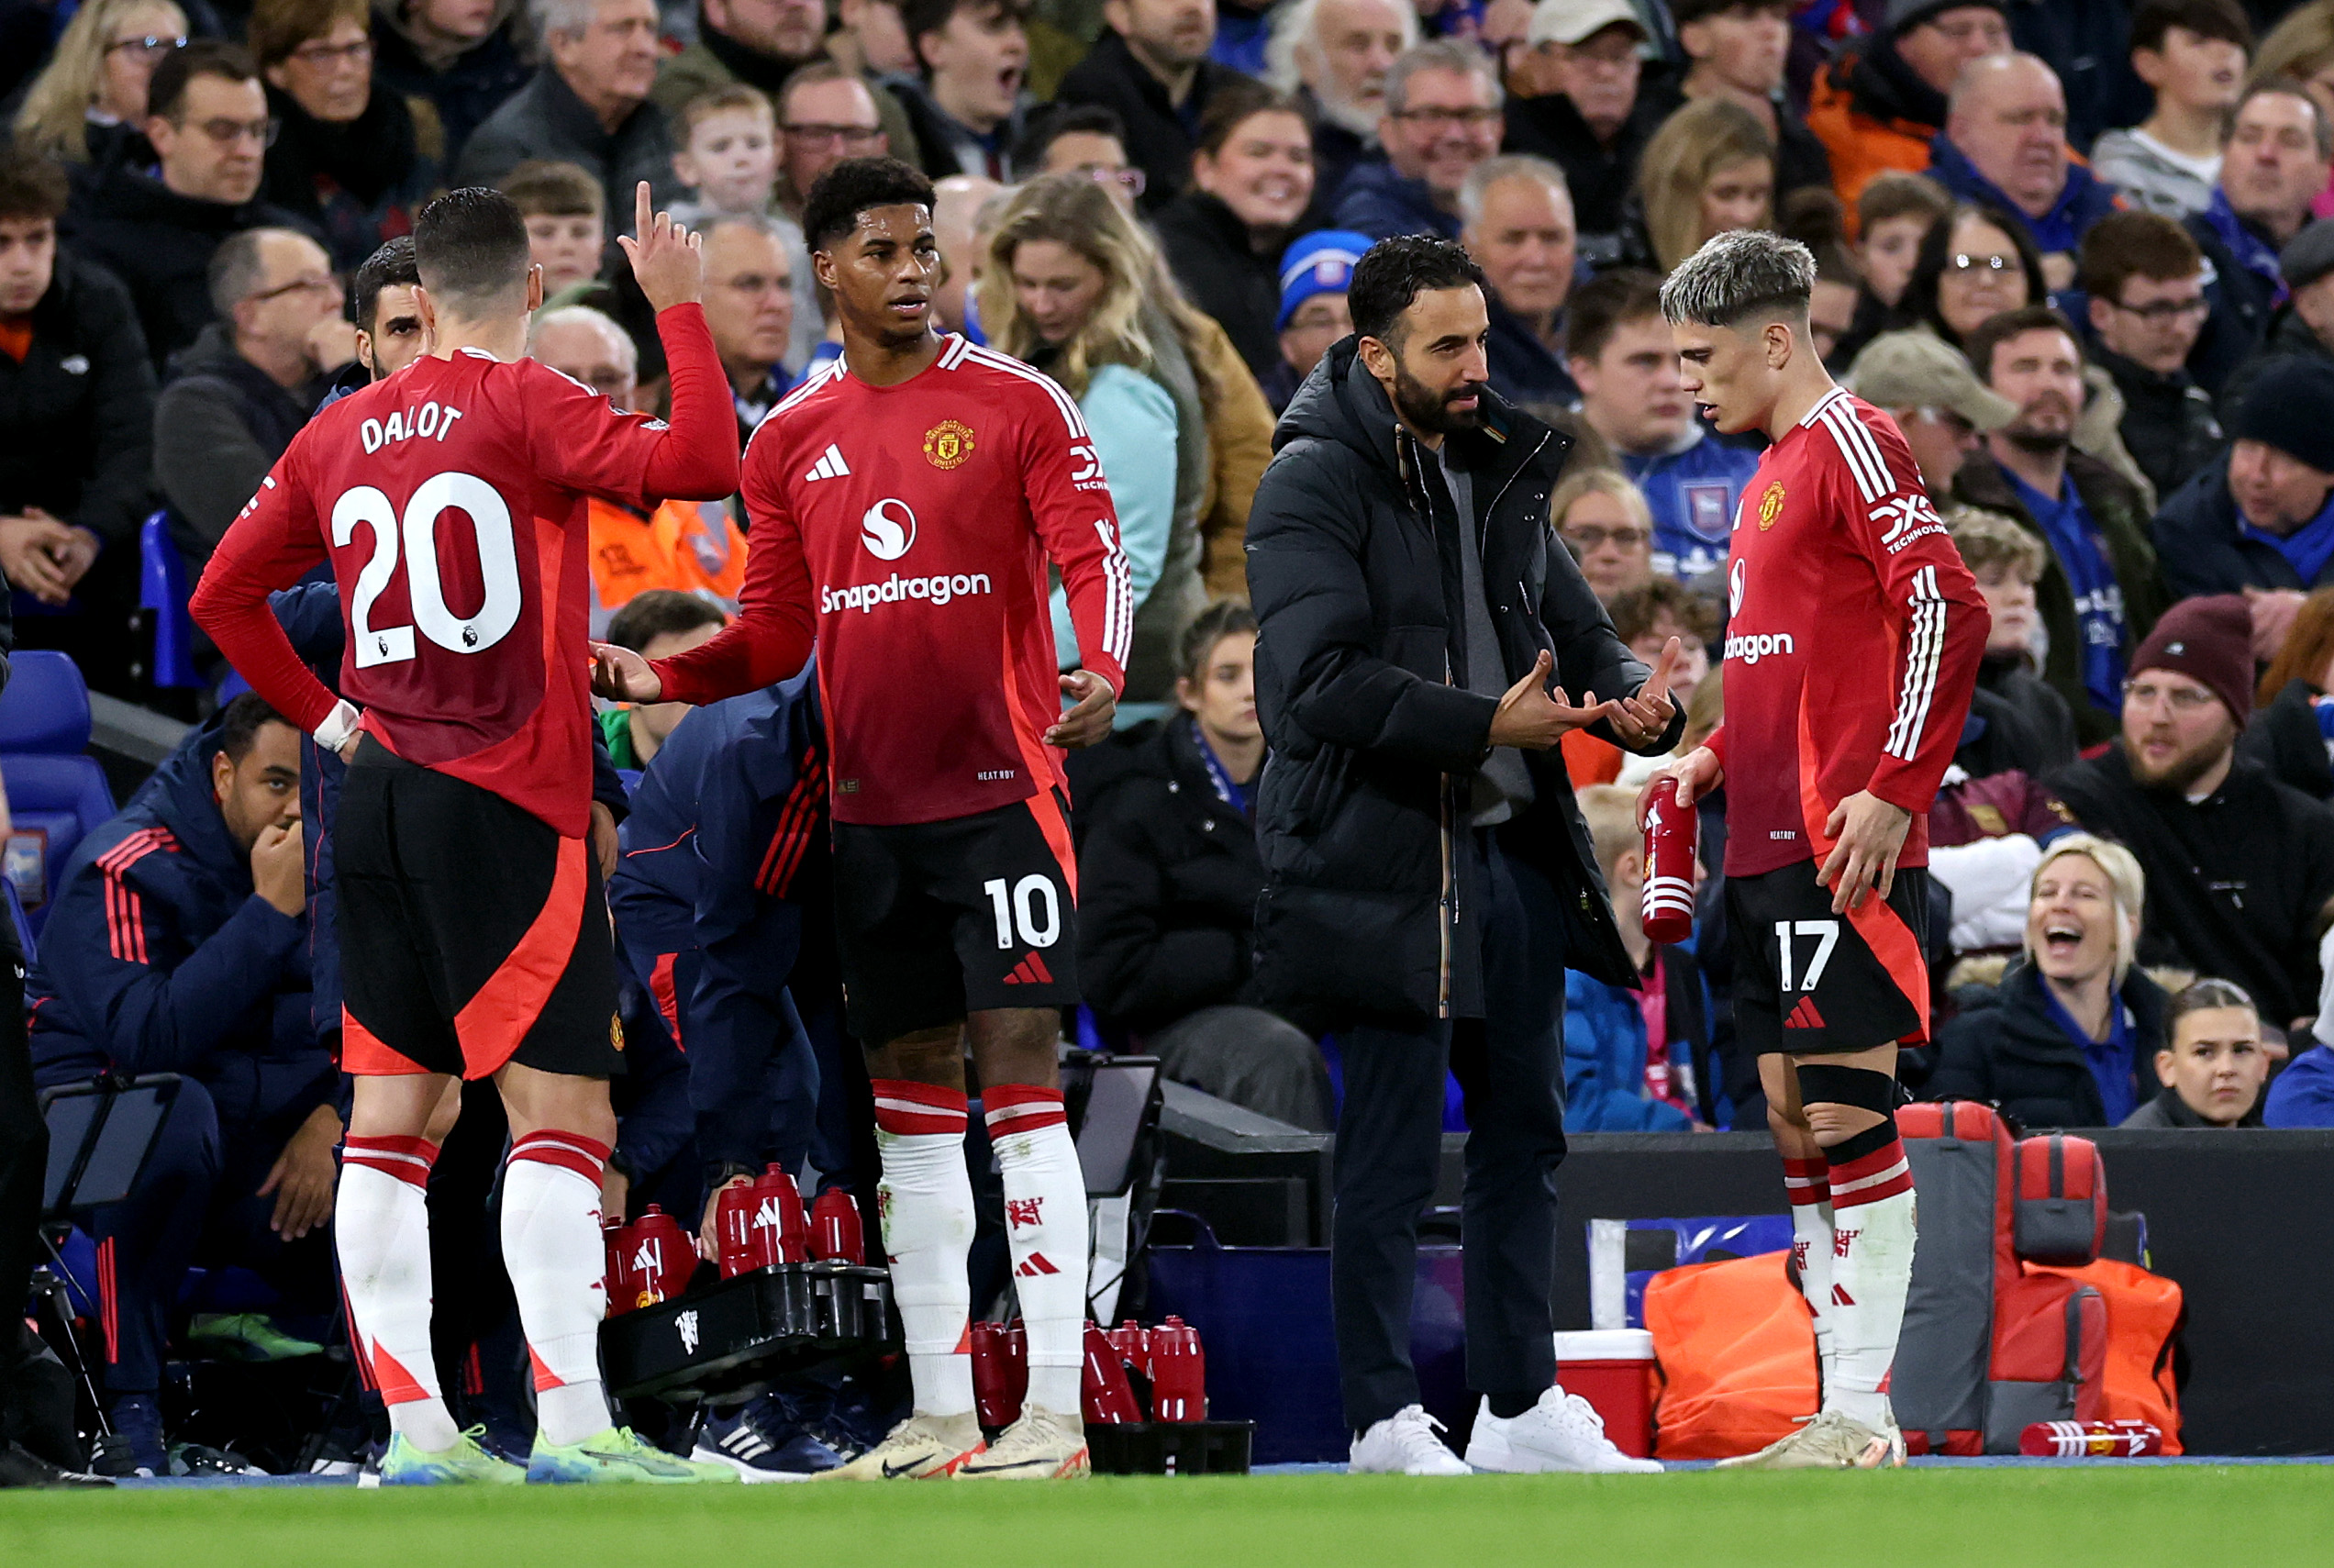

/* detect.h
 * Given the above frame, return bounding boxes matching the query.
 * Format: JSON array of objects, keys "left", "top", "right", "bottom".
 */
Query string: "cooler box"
[{"left": 1555, "top": 1329, "right": 1656, "bottom": 1458}]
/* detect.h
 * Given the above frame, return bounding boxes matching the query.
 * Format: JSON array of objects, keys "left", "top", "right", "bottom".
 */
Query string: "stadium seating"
[
  {"left": 139, "top": 512, "right": 201, "bottom": 692},
  {"left": 0, "top": 651, "right": 118, "bottom": 935}
]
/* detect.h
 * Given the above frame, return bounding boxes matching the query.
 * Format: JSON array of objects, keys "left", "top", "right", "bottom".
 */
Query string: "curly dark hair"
[
  {"left": 802, "top": 156, "right": 937, "bottom": 252},
  {"left": 1348, "top": 234, "right": 1484, "bottom": 346}
]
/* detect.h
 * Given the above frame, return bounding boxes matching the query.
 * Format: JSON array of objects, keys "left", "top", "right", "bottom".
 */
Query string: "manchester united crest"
[
  {"left": 924, "top": 419, "right": 975, "bottom": 469},
  {"left": 1757, "top": 481, "right": 1786, "bottom": 529}
]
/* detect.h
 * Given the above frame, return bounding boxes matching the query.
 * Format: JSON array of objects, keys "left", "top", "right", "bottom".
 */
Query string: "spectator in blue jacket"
[
  {"left": 2151, "top": 355, "right": 2334, "bottom": 601},
  {"left": 1928, "top": 52, "right": 2121, "bottom": 292},
  {"left": 1562, "top": 784, "right": 1730, "bottom": 1133},
  {"left": 27, "top": 695, "right": 338, "bottom": 1473},
  {"left": 1328, "top": 39, "right": 1500, "bottom": 239}
]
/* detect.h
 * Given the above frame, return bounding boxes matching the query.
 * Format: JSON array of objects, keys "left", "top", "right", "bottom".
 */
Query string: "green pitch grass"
[{"left": 5, "top": 1468, "right": 2331, "bottom": 1568}]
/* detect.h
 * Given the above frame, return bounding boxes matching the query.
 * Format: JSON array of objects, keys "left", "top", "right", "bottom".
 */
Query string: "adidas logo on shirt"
[{"left": 804, "top": 443, "right": 850, "bottom": 482}]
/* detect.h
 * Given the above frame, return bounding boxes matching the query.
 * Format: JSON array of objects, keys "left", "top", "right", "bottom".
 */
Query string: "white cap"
[{"left": 1528, "top": 0, "right": 1650, "bottom": 49}]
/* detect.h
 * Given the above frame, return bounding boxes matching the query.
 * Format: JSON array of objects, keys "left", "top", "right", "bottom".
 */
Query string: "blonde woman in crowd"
[{"left": 11, "top": 0, "right": 190, "bottom": 163}]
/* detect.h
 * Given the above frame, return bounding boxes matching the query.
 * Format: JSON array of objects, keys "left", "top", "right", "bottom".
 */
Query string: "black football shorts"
[
  {"left": 1727, "top": 860, "right": 1930, "bottom": 1058},
  {"left": 336, "top": 740, "right": 622, "bottom": 1081},
  {"left": 831, "top": 790, "right": 1081, "bottom": 1046}
]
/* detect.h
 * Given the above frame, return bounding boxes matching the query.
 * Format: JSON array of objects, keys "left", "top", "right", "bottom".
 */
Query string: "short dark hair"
[
  {"left": 1963, "top": 303, "right": 2082, "bottom": 385},
  {"left": 148, "top": 39, "right": 259, "bottom": 125},
  {"left": 1348, "top": 234, "right": 1485, "bottom": 345},
  {"left": 415, "top": 186, "right": 532, "bottom": 312},
  {"left": 2130, "top": 0, "right": 2251, "bottom": 58},
  {"left": 217, "top": 692, "right": 291, "bottom": 763},
  {"left": 1670, "top": 0, "right": 1790, "bottom": 29},
  {"left": 0, "top": 145, "right": 70, "bottom": 223},
  {"left": 2077, "top": 210, "right": 2202, "bottom": 303},
  {"left": 352, "top": 235, "right": 420, "bottom": 335},
  {"left": 248, "top": 0, "right": 370, "bottom": 72},
  {"left": 802, "top": 155, "right": 936, "bottom": 251},
  {"left": 1008, "top": 103, "right": 1127, "bottom": 180},
  {"left": 904, "top": 0, "right": 1027, "bottom": 75},
  {"left": 2230, "top": 75, "right": 2333, "bottom": 159},
  {"left": 1564, "top": 269, "right": 1665, "bottom": 365},
  {"left": 606, "top": 589, "right": 728, "bottom": 652},
  {"left": 1177, "top": 599, "right": 1258, "bottom": 686},
  {"left": 1904, "top": 202, "right": 2047, "bottom": 349},
  {"left": 1192, "top": 77, "right": 1309, "bottom": 160}
]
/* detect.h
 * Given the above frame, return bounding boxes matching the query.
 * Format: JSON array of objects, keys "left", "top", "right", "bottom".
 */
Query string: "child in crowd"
[
  {"left": 669, "top": 84, "right": 823, "bottom": 378},
  {"left": 2092, "top": 0, "right": 2253, "bottom": 220},
  {"left": 497, "top": 159, "right": 607, "bottom": 296},
  {"left": 2123, "top": 977, "right": 2271, "bottom": 1126}
]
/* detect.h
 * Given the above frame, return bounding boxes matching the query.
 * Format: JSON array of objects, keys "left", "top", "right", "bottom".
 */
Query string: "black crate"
[
  {"left": 601, "top": 1262, "right": 893, "bottom": 1402},
  {"left": 1085, "top": 1420, "right": 1254, "bottom": 1475}
]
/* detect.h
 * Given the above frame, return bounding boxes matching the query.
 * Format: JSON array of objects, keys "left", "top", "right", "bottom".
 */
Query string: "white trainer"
[
  {"left": 1349, "top": 1405, "right": 1473, "bottom": 1475},
  {"left": 1464, "top": 1389, "right": 1664, "bottom": 1474}
]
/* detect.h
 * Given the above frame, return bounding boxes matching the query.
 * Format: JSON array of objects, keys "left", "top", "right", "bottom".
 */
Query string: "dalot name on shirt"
[{"left": 358, "top": 400, "right": 468, "bottom": 453}]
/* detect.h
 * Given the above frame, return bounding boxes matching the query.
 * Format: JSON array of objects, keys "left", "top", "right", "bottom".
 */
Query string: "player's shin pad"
[
  {"left": 986, "top": 1086, "right": 1087, "bottom": 1417},
  {"left": 339, "top": 1138, "right": 458, "bottom": 1451},
  {"left": 503, "top": 1130, "right": 615, "bottom": 1446},
  {"left": 872, "top": 1080, "right": 978, "bottom": 1418}
]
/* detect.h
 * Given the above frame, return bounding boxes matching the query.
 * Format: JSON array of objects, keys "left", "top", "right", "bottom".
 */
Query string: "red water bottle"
[
  {"left": 2018, "top": 1419, "right": 2162, "bottom": 1457},
  {"left": 809, "top": 1188, "right": 865, "bottom": 1264},
  {"left": 602, "top": 1217, "right": 632, "bottom": 1316},
  {"left": 751, "top": 1164, "right": 811, "bottom": 1262},
  {"left": 1640, "top": 774, "right": 1697, "bottom": 943},
  {"left": 1082, "top": 1320, "right": 1144, "bottom": 1424},
  {"left": 1148, "top": 1316, "right": 1206, "bottom": 1422},
  {"left": 971, "top": 1321, "right": 1026, "bottom": 1429},
  {"left": 716, "top": 1180, "right": 779, "bottom": 1276},
  {"left": 1109, "top": 1318, "right": 1151, "bottom": 1382},
  {"left": 627, "top": 1206, "right": 692, "bottom": 1309}
]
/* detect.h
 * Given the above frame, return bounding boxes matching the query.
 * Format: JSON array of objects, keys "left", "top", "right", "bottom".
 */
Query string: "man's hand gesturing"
[
  {"left": 618, "top": 182, "right": 704, "bottom": 313},
  {"left": 1488, "top": 650, "right": 1617, "bottom": 751},
  {"left": 591, "top": 641, "right": 663, "bottom": 703}
]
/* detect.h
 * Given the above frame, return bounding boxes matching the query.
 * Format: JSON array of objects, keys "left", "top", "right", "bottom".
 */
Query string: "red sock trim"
[
  {"left": 508, "top": 1129, "right": 611, "bottom": 1184},
  {"left": 1828, "top": 1137, "right": 1914, "bottom": 1208},
  {"left": 983, "top": 1084, "right": 1068, "bottom": 1135},
  {"left": 872, "top": 1078, "right": 969, "bottom": 1137},
  {"left": 1782, "top": 1155, "right": 1829, "bottom": 1207},
  {"left": 344, "top": 1134, "right": 441, "bottom": 1189},
  {"left": 528, "top": 1344, "right": 565, "bottom": 1393},
  {"left": 372, "top": 1343, "right": 430, "bottom": 1406}
]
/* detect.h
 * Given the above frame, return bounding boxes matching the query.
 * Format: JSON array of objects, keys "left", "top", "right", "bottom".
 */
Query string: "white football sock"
[
  {"left": 872, "top": 1080, "right": 977, "bottom": 1418},
  {"left": 338, "top": 1136, "right": 459, "bottom": 1452},
  {"left": 985, "top": 1086, "right": 1088, "bottom": 1418},
  {"left": 1783, "top": 1155, "right": 1835, "bottom": 1395},
  {"left": 1825, "top": 1130, "right": 1917, "bottom": 1430},
  {"left": 503, "top": 1130, "right": 615, "bottom": 1445}
]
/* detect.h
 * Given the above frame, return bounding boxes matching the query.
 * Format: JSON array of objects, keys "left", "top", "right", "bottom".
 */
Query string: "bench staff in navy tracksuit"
[{"left": 27, "top": 695, "right": 338, "bottom": 1470}]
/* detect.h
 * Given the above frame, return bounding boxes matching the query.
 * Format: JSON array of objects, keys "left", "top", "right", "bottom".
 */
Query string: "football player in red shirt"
[
  {"left": 593, "top": 158, "right": 1132, "bottom": 1481},
  {"left": 1645, "top": 229, "right": 1987, "bottom": 1469},
  {"left": 192, "top": 184, "right": 741, "bottom": 1485}
]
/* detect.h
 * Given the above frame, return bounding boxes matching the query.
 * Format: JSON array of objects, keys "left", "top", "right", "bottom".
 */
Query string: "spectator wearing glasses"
[
  {"left": 890, "top": 0, "right": 1034, "bottom": 182},
  {"left": 1459, "top": 153, "right": 1578, "bottom": 407},
  {"left": 2048, "top": 595, "right": 2334, "bottom": 1029},
  {"left": 1501, "top": 0, "right": 1662, "bottom": 270},
  {"left": 1884, "top": 200, "right": 2044, "bottom": 357},
  {"left": 152, "top": 226, "right": 355, "bottom": 564},
  {"left": 371, "top": 0, "right": 529, "bottom": 168},
  {"left": 0, "top": 146, "right": 157, "bottom": 701},
  {"left": 1805, "top": 0, "right": 2009, "bottom": 208},
  {"left": 2121, "top": 977, "right": 2270, "bottom": 1127},
  {"left": 649, "top": 0, "right": 917, "bottom": 161},
  {"left": 1261, "top": 0, "right": 1416, "bottom": 204},
  {"left": 2078, "top": 211, "right": 2221, "bottom": 503},
  {"left": 1262, "top": 227, "right": 1361, "bottom": 410},
  {"left": 8, "top": 0, "right": 188, "bottom": 167},
  {"left": 772, "top": 61, "right": 890, "bottom": 220},
  {"left": 1950, "top": 306, "right": 2165, "bottom": 745},
  {"left": 2090, "top": 0, "right": 2251, "bottom": 223},
  {"left": 527, "top": 306, "right": 750, "bottom": 629},
  {"left": 1329, "top": 39, "right": 1500, "bottom": 240},
  {"left": 1551, "top": 466, "right": 1653, "bottom": 607},
  {"left": 2152, "top": 356, "right": 2334, "bottom": 605},
  {"left": 1154, "top": 81, "right": 1318, "bottom": 386},
  {"left": 1057, "top": 0, "right": 1244, "bottom": 213},
  {"left": 698, "top": 214, "right": 795, "bottom": 442},
  {"left": 1017, "top": 103, "right": 1147, "bottom": 211},
  {"left": 454, "top": 0, "right": 677, "bottom": 214},
  {"left": 251, "top": 0, "right": 436, "bottom": 270},
  {"left": 63, "top": 41, "right": 320, "bottom": 369}
]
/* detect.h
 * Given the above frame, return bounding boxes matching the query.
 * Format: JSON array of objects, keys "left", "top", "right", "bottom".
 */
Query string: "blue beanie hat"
[{"left": 1276, "top": 230, "right": 1373, "bottom": 331}]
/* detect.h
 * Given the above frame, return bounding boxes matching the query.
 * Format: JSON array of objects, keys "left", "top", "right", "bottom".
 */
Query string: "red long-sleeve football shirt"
[
  {"left": 1706, "top": 386, "right": 1990, "bottom": 877},
  {"left": 190, "top": 304, "right": 740, "bottom": 838},
  {"left": 650, "top": 334, "right": 1133, "bottom": 827}
]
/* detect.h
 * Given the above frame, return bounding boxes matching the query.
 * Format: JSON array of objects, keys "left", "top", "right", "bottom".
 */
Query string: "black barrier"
[{"left": 1160, "top": 1102, "right": 2334, "bottom": 1455}]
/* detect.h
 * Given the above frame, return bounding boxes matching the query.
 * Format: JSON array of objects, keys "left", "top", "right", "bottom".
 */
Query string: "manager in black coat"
[{"left": 1246, "top": 236, "right": 1682, "bottom": 1458}]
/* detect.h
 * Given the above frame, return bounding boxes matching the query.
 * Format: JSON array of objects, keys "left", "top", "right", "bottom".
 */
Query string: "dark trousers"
[
  {"left": 83, "top": 1074, "right": 335, "bottom": 1395},
  {"left": 0, "top": 959, "right": 33, "bottom": 1429},
  {"left": 1332, "top": 831, "right": 1568, "bottom": 1432}
]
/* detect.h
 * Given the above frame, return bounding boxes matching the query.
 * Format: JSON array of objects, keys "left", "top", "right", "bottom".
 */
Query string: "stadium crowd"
[{"left": 10, "top": 0, "right": 2334, "bottom": 1485}]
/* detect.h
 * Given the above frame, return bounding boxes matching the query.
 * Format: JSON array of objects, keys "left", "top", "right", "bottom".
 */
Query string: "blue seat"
[
  {"left": 139, "top": 512, "right": 200, "bottom": 690},
  {"left": 0, "top": 651, "right": 117, "bottom": 936}
]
